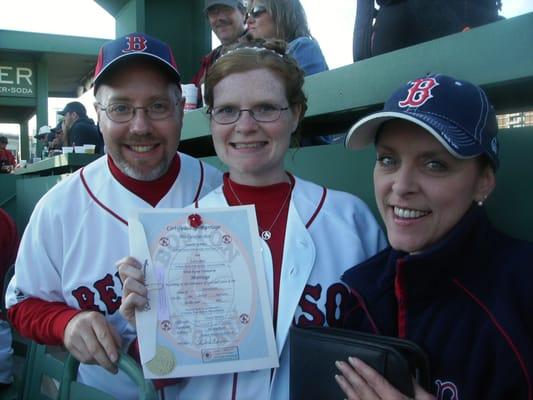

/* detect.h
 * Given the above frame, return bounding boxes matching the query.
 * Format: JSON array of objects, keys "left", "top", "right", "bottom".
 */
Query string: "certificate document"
[{"left": 128, "top": 206, "right": 279, "bottom": 379}]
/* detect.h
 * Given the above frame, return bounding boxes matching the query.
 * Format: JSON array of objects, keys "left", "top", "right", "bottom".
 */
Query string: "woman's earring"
[{"left": 477, "top": 195, "right": 487, "bottom": 207}]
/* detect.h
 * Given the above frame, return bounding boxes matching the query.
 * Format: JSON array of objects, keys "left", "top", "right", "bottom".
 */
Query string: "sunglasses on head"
[{"left": 246, "top": 5, "right": 268, "bottom": 19}]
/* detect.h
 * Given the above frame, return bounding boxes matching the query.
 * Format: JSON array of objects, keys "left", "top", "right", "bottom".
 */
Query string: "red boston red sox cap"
[{"left": 93, "top": 32, "right": 180, "bottom": 92}]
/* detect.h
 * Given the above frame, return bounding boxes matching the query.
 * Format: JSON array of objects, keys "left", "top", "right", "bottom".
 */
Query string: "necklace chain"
[{"left": 227, "top": 178, "right": 292, "bottom": 241}]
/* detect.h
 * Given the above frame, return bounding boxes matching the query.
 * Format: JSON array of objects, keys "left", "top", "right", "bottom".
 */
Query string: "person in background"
[
  {"left": 246, "top": 0, "right": 328, "bottom": 76},
  {"left": 118, "top": 38, "right": 386, "bottom": 400},
  {"left": 59, "top": 101, "right": 104, "bottom": 153},
  {"left": 246, "top": 0, "right": 331, "bottom": 145},
  {"left": 191, "top": 0, "right": 247, "bottom": 105},
  {"left": 48, "top": 121, "right": 66, "bottom": 152},
  {"left": 0, "top": 136, "right": 16, "bottom": 173},
  {"left": 0, "top": 208, "right": 18, "bottom": 389},
  {"left": 6, "top": 33, "right": 222, "bottom": 400},
  {"left": 353, "top": 0, "right": 503, "bottom": 61},
  {"left": 35, "top": 125, "right": 52, "bottom": 145},
  {"left": 336, "top": 74, "right": 533, "bottom": 399}
]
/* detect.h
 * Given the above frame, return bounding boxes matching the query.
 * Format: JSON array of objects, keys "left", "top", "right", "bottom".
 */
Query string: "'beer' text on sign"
[{"left": 0, "top": 63, "right": 35, "bottom": 98}]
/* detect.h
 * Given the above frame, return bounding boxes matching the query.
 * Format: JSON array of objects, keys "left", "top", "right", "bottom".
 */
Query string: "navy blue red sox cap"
[
  {"left": 93, "top": 32, "right": 180, "bottom": 91},
  {"left": 345, "top": 73, "right": 500, "bottom": 170}
]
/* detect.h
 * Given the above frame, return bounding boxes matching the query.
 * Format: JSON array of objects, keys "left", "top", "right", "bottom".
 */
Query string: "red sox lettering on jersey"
[
  {"left": 71, "top": 272, "right": 122, "bottom": 315},
  {"left": 123, "top": 35, "right": 148, "bottom": 53},
  {"left": 296, "top": 283, "right": 356, "bottom": 327},
  {"left": 398, "top": 77, "right": 439, "bottom": 108}
]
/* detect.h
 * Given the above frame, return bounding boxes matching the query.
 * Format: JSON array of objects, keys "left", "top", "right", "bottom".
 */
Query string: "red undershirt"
[
  {"left": 222, "top": 173, "right": 294, "bottom": 332},
  {"left": 8, "top": 155, "right": 182, "bottom": 344},
  {"left": 107, "top": 154, "right": 181, "bottom": 207}
]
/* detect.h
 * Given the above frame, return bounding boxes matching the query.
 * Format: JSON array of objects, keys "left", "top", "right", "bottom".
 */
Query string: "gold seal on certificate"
[
  {"left": 146, "top": 345, "right": 176, "bottom": 376},
  {"left": 129, "top": 206, "right": 279, "bottom": 379}
]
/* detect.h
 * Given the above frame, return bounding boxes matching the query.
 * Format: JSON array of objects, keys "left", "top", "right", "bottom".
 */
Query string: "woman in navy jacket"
[{"left": 337, "top": 74, "right": 533, "bottom": 400}]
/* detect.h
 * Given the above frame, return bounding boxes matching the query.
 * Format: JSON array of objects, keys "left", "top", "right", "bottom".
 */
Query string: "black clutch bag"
[{"left": 290, "top": 326, "right": 431, "bottom": 399}]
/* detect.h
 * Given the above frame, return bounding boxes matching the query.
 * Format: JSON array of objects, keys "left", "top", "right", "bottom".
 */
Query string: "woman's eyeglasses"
[
  {"left": 246, "top": 5, "right": 268, "bottom": 20},
  {"left": 207, "top": 104, "right": 289, "bottom": 125}
]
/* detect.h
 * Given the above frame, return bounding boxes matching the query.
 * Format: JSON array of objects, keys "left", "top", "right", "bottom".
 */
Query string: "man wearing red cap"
[{"left": 6, "top": 33, "right": 222, "bottom": 399}]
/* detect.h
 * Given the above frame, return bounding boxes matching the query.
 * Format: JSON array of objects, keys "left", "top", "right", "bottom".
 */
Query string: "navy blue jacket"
[
  {"left": 342, "top": 206, "right": 533, "bottom": 400},
  {"left": 68, "top": 117, "right": 104, "bottom": 154}
]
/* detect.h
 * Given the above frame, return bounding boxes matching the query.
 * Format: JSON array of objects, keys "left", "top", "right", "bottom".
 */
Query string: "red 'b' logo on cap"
[
  {"left": 123, "top": 35, "right": 148, "bottom": 53},
  {"left": 398, "top": 78, "right": 439, "bottom": 108}
]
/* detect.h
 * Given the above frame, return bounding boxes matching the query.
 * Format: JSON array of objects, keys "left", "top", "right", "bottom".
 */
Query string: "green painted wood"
[
  {"left": 115, "top": 0, "right": 145, "bottom": 37},
  {"left": 202, "top": 127, "right": 533, "bottom": 242},
  {"left": 96, "top": 0, "right": 211, "bottom": 82},
  {"left": 22, "top": 343, "right": 66, "bottom": 400},
  {"left": 13, "top": 154, "right": 101, "bottom": 177},
  {"left": 15, "top": 175, "right": 65, "bottom": 233},
  {"left": 0, "top": 30, "right": 106, "bottom": 56},
  {"left": 59, "top": 353, "right": 157, "bottom": 400},
  {"left": 0, "top": 174, "right": 19, "bottom": 218},
  {"left": 181, "top": 13, "right": 533, "bottom": 147}
]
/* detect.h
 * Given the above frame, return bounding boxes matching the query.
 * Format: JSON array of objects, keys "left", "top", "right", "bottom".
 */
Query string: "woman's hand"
[
  {"left": 117, "top": 256, "right": 148, "bottom": 327},
  {"left": 335, "top": 357, "right": 435, "bottom": 400}
]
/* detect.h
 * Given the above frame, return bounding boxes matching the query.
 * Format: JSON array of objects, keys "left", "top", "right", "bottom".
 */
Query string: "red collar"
[{"left": 107, "top": 154, "right": 181, "bottom": 207}]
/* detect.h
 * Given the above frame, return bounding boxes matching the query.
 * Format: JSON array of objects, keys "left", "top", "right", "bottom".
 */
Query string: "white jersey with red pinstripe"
[
  {"left": 164, "top": 175, "right": 387, "bottom": 400},
  {"left": 6, "top": 152, "right": 221, "bottom": 399}
]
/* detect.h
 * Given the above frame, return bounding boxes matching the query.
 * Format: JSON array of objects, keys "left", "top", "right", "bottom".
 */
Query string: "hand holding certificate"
[{"left": 128, "top": 206, "right": 278, "bottom": 379}]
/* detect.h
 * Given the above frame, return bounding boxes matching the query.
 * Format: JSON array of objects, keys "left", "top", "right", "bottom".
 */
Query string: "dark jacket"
[
  {"left": 191, "top": 46, "right": 223, "bottom": 108},
  {"left": 68, "top": 117, "right": 104, "bottom": 154},
  {"left": 354, "top": 0, "right": 502, "bottom": 60},
  {"left": 341, "top": 206, "right": 533, "bottom": 400}
]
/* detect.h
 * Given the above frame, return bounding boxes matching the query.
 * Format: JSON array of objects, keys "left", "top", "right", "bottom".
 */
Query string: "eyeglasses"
[
  {"left": 208, "top": 104, "right": 289, "bottom": 125},
  {"left": 246, "top": 5, "right": 268, "bottom": 20},
  {"left": 97, "top": 100, "right": 178, "bottom": 123}
]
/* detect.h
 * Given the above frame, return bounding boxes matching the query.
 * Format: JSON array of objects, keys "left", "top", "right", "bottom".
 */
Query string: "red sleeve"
[
  {"left": 0, "top": 209, "right": 19, "bottom": 279},
  {"left": 7, "top": 151, "right": 16, "bottom": 167},
  {"left": 7, "top": 298, "right": 81, "bottom": 345},
  {"left": 191, "top": 52, "right": 212, "bottom": 87}
]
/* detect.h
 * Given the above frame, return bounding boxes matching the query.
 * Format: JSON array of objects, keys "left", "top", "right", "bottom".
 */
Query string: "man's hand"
[{"left": 63, "top": 311, "right": 121, "bottom": 374}]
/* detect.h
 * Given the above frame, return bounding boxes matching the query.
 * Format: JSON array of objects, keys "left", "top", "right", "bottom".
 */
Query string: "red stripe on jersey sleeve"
[{"left": 7, "top": 298, "right": 81, "bottom": 345}]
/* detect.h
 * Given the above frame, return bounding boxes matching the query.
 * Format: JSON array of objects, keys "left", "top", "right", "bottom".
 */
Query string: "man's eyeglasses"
[
  {"left": 246, "top": 5, "right": 268, "bottom": 20},
  {"left": 97, "top": 101, "right": 179, "bottom": 123},
  {"left": 208, "top": 104, "right": 289, "bottom": 125}
]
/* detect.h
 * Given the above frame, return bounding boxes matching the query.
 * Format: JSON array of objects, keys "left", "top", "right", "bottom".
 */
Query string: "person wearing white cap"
[
  {"left": 191, "top": 0, "right": 247, "bottom": 105},
  {"left": 35, "top": 125, "right": 51, "bottom": 143},
  {"left": 335, "top": 74, "right": 533, "bottom": 400}
]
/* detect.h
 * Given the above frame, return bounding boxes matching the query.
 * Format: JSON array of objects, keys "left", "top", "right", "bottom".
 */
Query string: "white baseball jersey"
[
  {"left": 6, "top": 153, "right": 221, "bottom": 399},
  {"left": 161, "top": 176, "right": 387, "bottom": 400}
]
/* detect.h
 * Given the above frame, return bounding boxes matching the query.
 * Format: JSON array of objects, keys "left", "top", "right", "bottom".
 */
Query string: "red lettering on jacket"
[
  {"left": 71, "top": 286, "right": 101, "bottom": 312},
  {"left": 325, "top": 283, "right": 355, "bottom": 327},
  {"left": 296, "top": 284, "right": 325, "bottom": 327},
  {"left": 94, "top": 274, "right": 121, "bottom": 314},
  {"left": 398, "top": 77, "right": 439, "bottom": 108}
]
